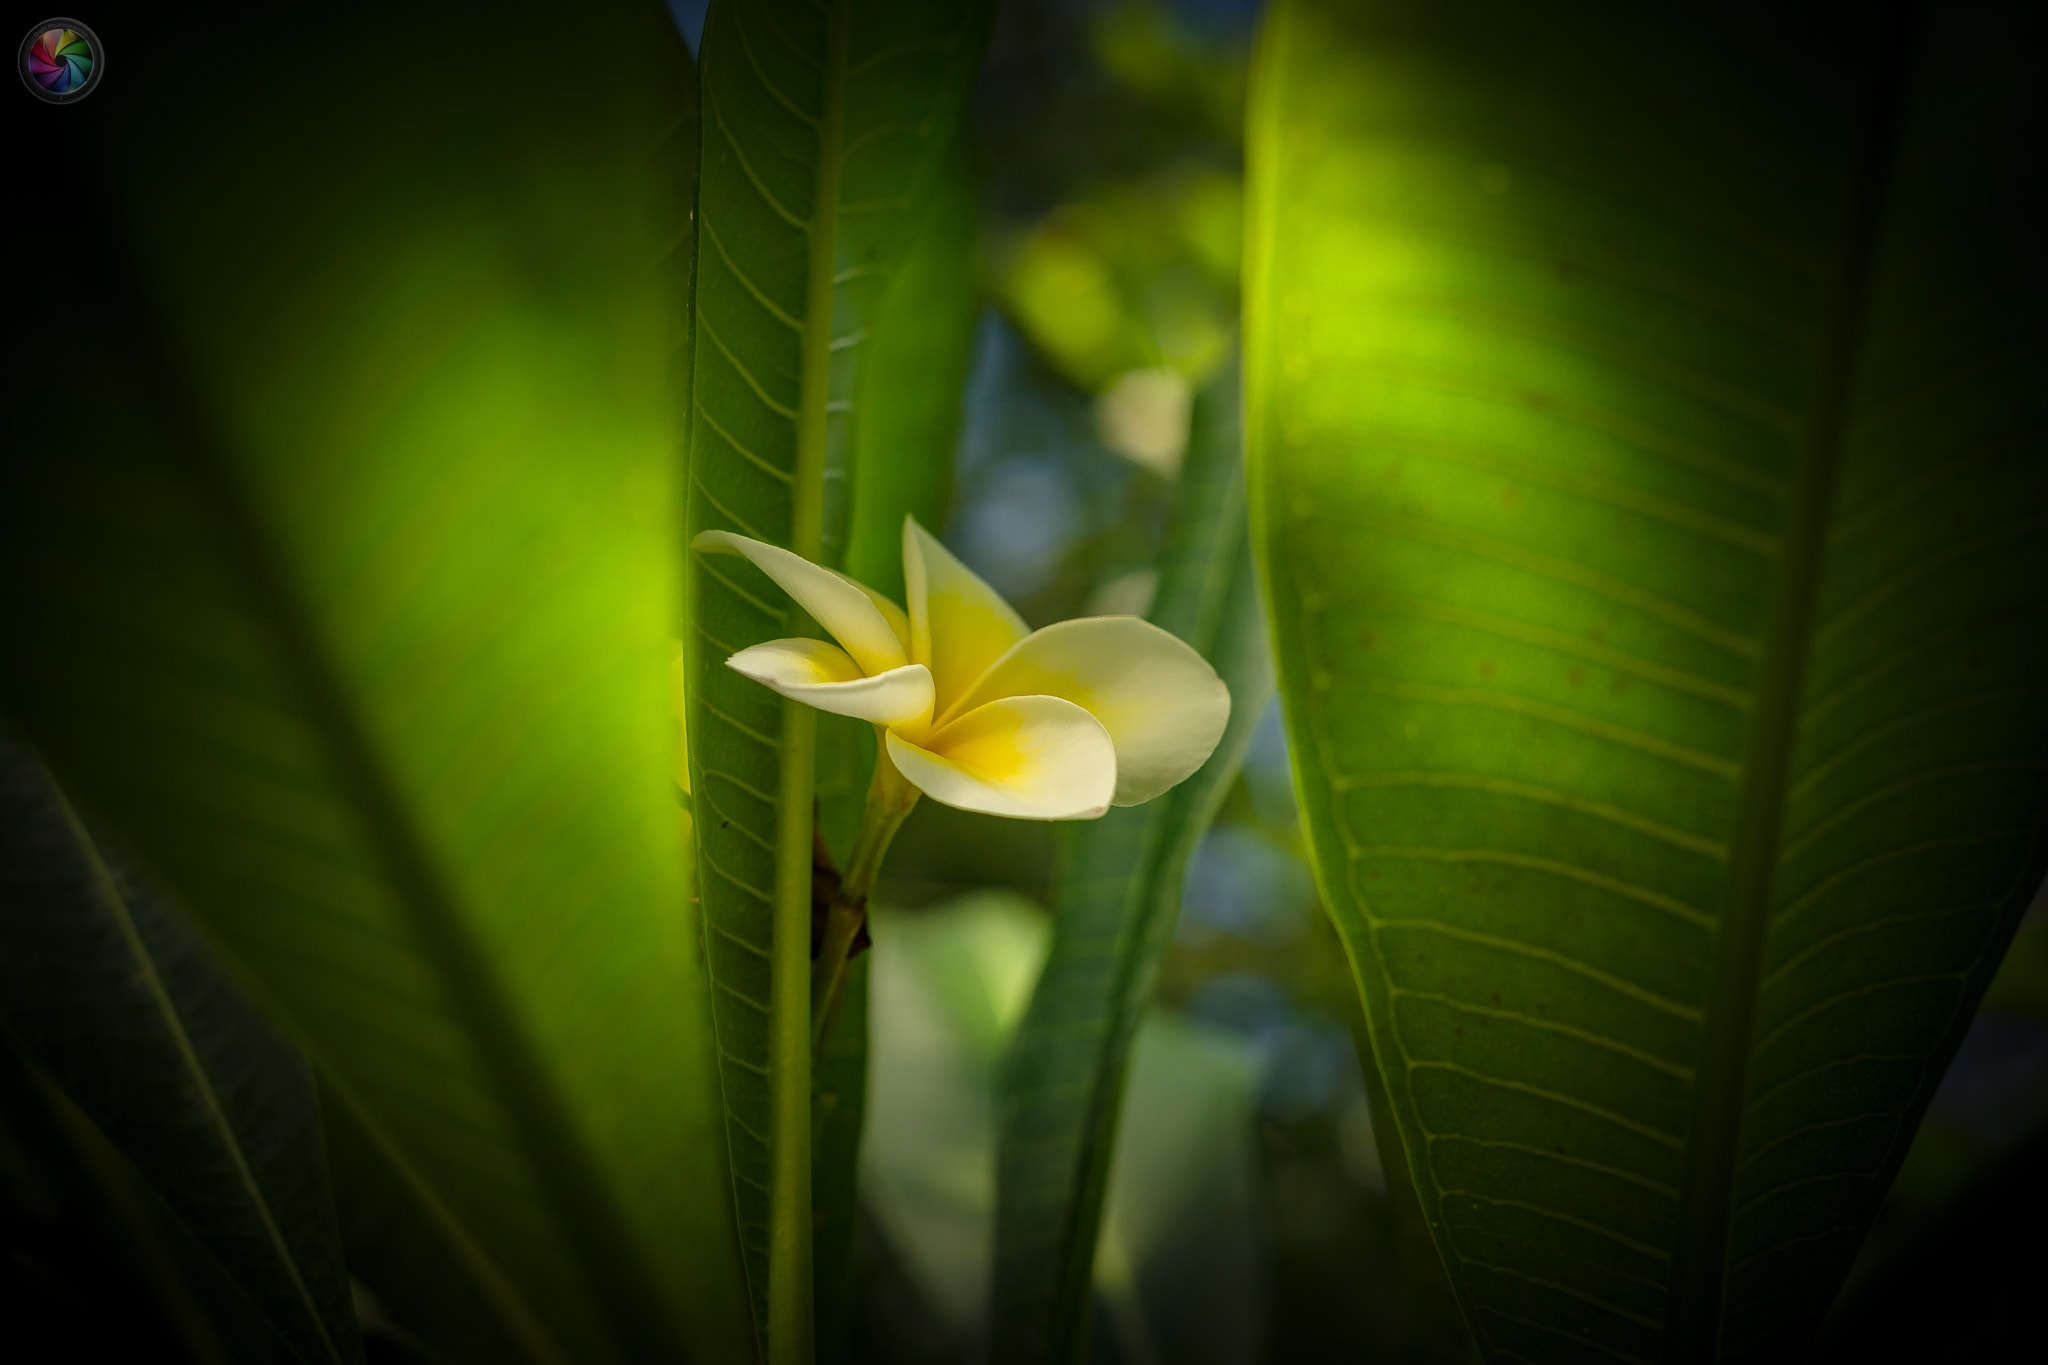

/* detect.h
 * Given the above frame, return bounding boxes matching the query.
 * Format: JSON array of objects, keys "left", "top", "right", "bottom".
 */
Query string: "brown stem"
[{"left": 810, "top": 741, "right": 918, "bottom": 1060}]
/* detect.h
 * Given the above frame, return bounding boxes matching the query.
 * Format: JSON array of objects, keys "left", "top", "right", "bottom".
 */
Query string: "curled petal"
[
  {"left": 695, "top": 530, "right": 907, "bottom": 675},
  {"left": 903, "top": 516, "right": 1028, "bottom": 715},
  {"left": 886, "top": 694, "right": 1114, "bottom": 821},
  {"left": 947, "top": 616, "right": 1228, "bottom": 807},
  {"left": 728, "top": 640, "right": 934, "bottom": 727}
]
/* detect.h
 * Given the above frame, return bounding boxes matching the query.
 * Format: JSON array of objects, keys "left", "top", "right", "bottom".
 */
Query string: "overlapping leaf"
[
  {"left": 1246, "top": 2, "right": 2048, "bottom": 1360},
  {"left": 0, "top": 4, "right": 744, "bottom": 1361},
  {"left": 0, "top": 736, "right": 360, "bottom": 1365},
  {"left": 682, "top": 1, "right": 992, "bottom": 1350},
  {"left": 815, "top": 128, "right": 984, "bottom": 1363},
  {"left": 991, "top": 357, "right": 1274, "bottom": 1365}
]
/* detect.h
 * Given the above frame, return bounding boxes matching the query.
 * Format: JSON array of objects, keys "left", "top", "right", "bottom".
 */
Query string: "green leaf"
[
  {"left": 682, "top": 2, "right": 993, "bottom": 1357},
  {"left": 814, "top": 127, "right": 983, "bottom": 1363},
  {"left": 317, "top": 1074, "right": 575, "bottom": 1365},
  {"left": 0, "top": 737, "right": 360, "bottom": 1365},
  {"left": 0, "top": 4, "right": 746, "bottom": 1361},
  {"left": 810, "top": 955, "right": 869, "bottom": 1365},
  {"left": 990, "top": 355, "right": 1275, "bottom": 1365},
  {"left": 1345, "top": 1010, "right": 1481, "bottom": 1365},
  {"left": 1246, "top": 2, "right": 2048, "bottom": 1360},
  {"left": 842, "top": 129, "right": 984, "bottom": 604},
  {"left": 0, "top": 1031, "right": 300, "bottom": 1363}
]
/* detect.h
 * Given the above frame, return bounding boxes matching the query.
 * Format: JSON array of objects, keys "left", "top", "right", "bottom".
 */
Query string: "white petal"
[
  {"left": 858, "top": 583, "right": 913, "bottom": 657},
  {"left": 885, "top": 694, "right": 1114, "bottom": 821},
  {"left": 947, "top": 616, "right": 1229, "bottom": 806},
  {"left": 694, "top": 530, "right": 908, "bottom": 675},
  {"left": 903, "top": 516, "right": 1029, "bottom": 716},
  {"left": 728, "top": 640, "right": 934, "bottom": 727}
]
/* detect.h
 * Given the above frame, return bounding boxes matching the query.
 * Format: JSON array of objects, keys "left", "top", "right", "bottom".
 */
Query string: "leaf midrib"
[
  {"left": 761, "top": 1, "right": 857, "bottom": 1358},
  {"left": 1661, "top": 13, "right": 1919, "bottom": 1359}
]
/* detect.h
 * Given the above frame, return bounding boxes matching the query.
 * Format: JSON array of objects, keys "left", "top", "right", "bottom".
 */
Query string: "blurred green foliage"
[{"left": 995, "top": 166, "right": 1243, "bottom": 391}]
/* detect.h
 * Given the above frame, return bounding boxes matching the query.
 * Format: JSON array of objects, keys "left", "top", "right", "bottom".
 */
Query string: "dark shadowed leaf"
[{"left": 0, "top": 736, "right": 360, "bottom": 1365}]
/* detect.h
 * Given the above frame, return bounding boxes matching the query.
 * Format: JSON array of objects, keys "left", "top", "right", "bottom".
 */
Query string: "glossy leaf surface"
[
  {"left": 992, "top": 357, "right": 1274, "bottom": 1364},
  {"left": 683, "top": 0, "right": 992, "bottom": 1350},
  {"left": 1246, "top": 2, "right": 2048, "bottom": 1360},
  {"left": 0, "top": 737, "right": 361, "bottom": 1365},
  {"left": 0, "top": 5, "right": 745, "bottom": 1361}
]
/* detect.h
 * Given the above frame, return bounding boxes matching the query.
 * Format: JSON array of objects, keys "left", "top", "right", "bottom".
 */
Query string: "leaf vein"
[
  {"left": 1426, "top": 1136, "right": 1679, "bottom": 1199},
  {"left": 1457, "top": 1257, "right": 1663, "bottom": 1330},
  {"left": 1772, "top": 829, "right": 2034, "bottom": 929},
  {"left": 1337, "top": 770, "right": 1728, "bottom": 859},
  {"left": 1392, "top": 988, "right": 1695, "bottom": 1079},
  {"left": 1353, "top": 845, "right": 1713, "bottom": 931},
  {"left": 729, "top": 5, "right": 821, "bottom": 127},
  {"left": 1373, "top": 918, "right": 1705, "bottom": 1022},
  {"left": 1762, "top": 901, "right": 1996, "bottom": 991},
  {"left": 700, "top": 699, "right": 779, "bottom": 749},
  {"left": 697, "top": 404, "right": 796, "bottom": 486},
  {"left": 1305, "top": 512, "right": 1762, "bottom": 659},
  {"left": 846, "top": 36, "right": 962, "bottom": 79},
  {"left": 1751, "top": 973, "right": 1965, "bottom": 1059},
  {"left": 1440, "top": 1191, "right": 1672, "bottom": 1263},
  {"left": 706, "top": 80, "right": 812, "bottom": 230},
  {"left": 1347, "top": 594, "right": 1751, "bottom": 709},
  {"left": 698, "top": 313, "right": 799, "bottom": 420},
  {"left": 1814, "top": 515, "right": 2048, "bottom": 647},
  {"left": 1406, "top": 1061, "right": 1685, "bottom": 1148},
  {"left": 690, "top": 473, "right": 768, "bottom": 540},
  {"left": 1354, "top": 676, "right": 1740, "bottom": 778},
  {"left": 701, "top": 216, "right": 805, "bottom": 333}
]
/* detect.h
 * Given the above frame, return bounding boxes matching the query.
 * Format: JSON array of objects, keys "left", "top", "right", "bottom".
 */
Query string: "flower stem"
[{"left": 812, "top": 741, "right": 918, "bottom": 1059}]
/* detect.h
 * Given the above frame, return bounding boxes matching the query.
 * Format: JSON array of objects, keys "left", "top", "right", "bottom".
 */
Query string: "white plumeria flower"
[{"left": 694, "top": 518, "right": 1230, "bottom": 820}]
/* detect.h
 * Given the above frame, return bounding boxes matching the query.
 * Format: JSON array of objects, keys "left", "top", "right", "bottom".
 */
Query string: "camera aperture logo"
[{"left": 20, "top": 18, "right": 102, "bottom": 103}]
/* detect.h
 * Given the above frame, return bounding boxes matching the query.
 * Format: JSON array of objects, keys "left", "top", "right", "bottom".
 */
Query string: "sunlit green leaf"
[
  {"left": 1247, "top": 2, "right": 2048, "bottom": 1360},
  {"left": 991, "top": 356, "right": 1274, "bottom": 1365},
  {"left": 0, "top": 4, "right": 745, "bottom": 1361},
  {"left": 0, "top": 737, "right": 361, "bottom": 1365},
  {"left": 681, "top": 2, "right": 994, "bottom": 1356}
]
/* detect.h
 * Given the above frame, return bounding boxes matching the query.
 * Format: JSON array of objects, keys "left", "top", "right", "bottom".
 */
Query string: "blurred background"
[{"left": 664, "top": 1, "right": 2048, "bottom": 1361}]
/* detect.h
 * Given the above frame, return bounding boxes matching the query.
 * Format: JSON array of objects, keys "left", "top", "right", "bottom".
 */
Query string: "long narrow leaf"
[
  {"left": 0, "top": 5, "right": 745, "bottom": 1361},
  {"left": 991, "top": 356, "right": 1275, "bottom": 1364},
  {"left": 842, "top": 129, "right": 984, "bottom": 604},
  {"left": 0, "top": 736, "right": 361, "bottom": 1365},
  {"left": 1246, "top": 2, "right": 2048, "bottom": 1360},
  {"left": 814, "top": 127, "right": 985, "bottom": 1363},
  {"left": 683, "top": 2, "right": 993, "bottom": 1356}
]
